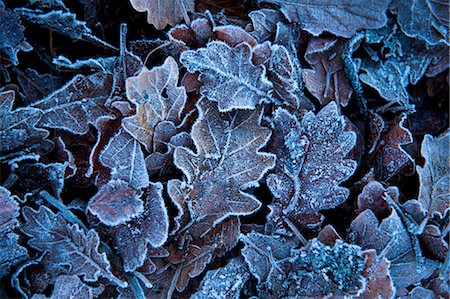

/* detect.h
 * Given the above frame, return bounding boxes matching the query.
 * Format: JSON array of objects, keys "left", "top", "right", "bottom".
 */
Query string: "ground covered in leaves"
[{"left": 0, "top": 0, "right": 449, "bottom": 298}]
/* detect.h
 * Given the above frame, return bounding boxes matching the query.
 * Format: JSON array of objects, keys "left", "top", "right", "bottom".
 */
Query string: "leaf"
[
  {"left": 417, "top": 130, "right": 450, "bottom": 219},
  {"left": 128, "top": 0, "right": 194, "bottom": 30},
  {"left": 191, "top": 257, "right": 250, "bottom": 299},
  {"left": 14, "top": 162, "right": 67, "bottom": 198},
  {"left": 259, "top": 0, "right": 390, "bottom": 38},
  {"left": 249, "top": 9, "right": 283, "bottom": 42},
  {"left": 15, "top": 69, "right": 65, "bottom": 104},
  {"left": 241, "top": 231, "right": 298, "bottom": 283},
  {"left": 266, "top": 102, "right": 357, "bottom": 232},
  {"left": 0, "top": 4, "right": 32, "bottom": 65},
  {"left": 348, "top": 208, "right": 437, "bottom": 292},
  {"left": 390, "top": 0, "right": 449, "bottom": 45},
  {"left": 0, "top": 90, "right": 48, "bottom": 154},
  {"left": 20, "top": 206, "right": 126, "bottom": 287},
  {"left": 102, "top": 182, "right": 168, "bottom": 272},
  {"left": 100, "top": 129, "right": 150, "bottom": 190},
  {"left": 32, "top": 73, "right": 114, "bottom": 135},
  {"left": 370, "top": 113, "right": 414, "bottom": 181},
  {"left": 123, "top": 56, "right": 187, "bottom": 152},
  {"left": 170, "top": 99, "right": 276, "bottom": 224},
  {"left": 359, "top": 60, "right": 414, "bottom": 112},
  {"left": 0, "top": 187, "right": 27, "bottom": 278},
  {"left": 50, "top": 275, "right": 105, "bottom": 299},
  {"left": 212, "top": 25, "right": 257, "bottom": 47},
  {"left": 302, "top": 37, "right": 353, "bottom": 107},
  {"left": 263, "top": 239, "right": 366, "bottom": 298},
  {"left": 180, "top": 41, "right": 273, "bottom": 111},
  {"left": 357, "top": 249, "right": 395, "bottom": 299},
  {"left": 87, "top": 179, "right": 144, "bottom": 226}
]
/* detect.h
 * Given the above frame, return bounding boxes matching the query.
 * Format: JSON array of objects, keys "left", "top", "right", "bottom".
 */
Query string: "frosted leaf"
[
  {"left": 20, "top": 206, "right": 126, "bottom": 287},
  {"left": 241, "top": 231, "right": 298, "bottom": 283},
  {"left": 129, "top": 0, "right": 194, "bottom": 30},
  {"left": 264, "top": 239, "right": 366, "bottom": 298},
  {"left": 170, "top": 99, "right": 276, "bottom": 225},
  {"left": 0, "top": 4, "right": 32, "bottom": 65},
  {"left": 266, "top": 102, "right": 357, "bottom": 231},
  {"left": 14, "top": 162, "right": 67, "bottom": 198},
  {"left": 87, "top": 179, "right": 144, "bottom": 226},
  {"left": 180, "top": 41, "right": 273, "bottom": 111},
  {"left": 419, "top": 224, "right": 448, "bottom": 262},
  {"left": 258, "top": 0, "right": 390, "bottom": 38},
  {"left": 191, "top": 257, "right": 250, "bottom": 299},
  {"left": 0, "top": 187, "right": 27, "bottom": 278},
  {"left": 417, "top": 130, "right": 450, "bottom": 219},
  {"left": 348, "top": 209, "right": 437, "bottom": 291},
  {"left": 249, "top": 9, "right": 283, "bottom": 42},
  {"left": 213, "top": 25, "right": 257, "bottom": 47},
  {"left": 267, "top": 44, "right": 303, "bottom": 108},
  {"left": 370, "top": 113, "right": 414, "bottom": 181},
  {"left": 123, "top": 57, "right": 187, "bottom": 151},
  {"left": 50, "top": 275, "right": 104, "bottom": 299},
  {"left": 360, "top": 60, "right": 413, "bottom": 112},
  {"left": 102, "top": 182, "right": 168, "bottom": 272},
  {"left": 302, "top": 37, "right": 352, "bottom": 107},
  {"left": 32, "top": 73, "right": 114, "bottom": 135},
  {"left": 357, "top": 249, "right": 395, "bottom": 299},
  {"left": 100, "top": 129, "right": 150, "bottom": 190},
  {"left": 390, "top": 0, "right": 449, "bottom": 45},
  {"left": 0, "top": 90, "right": 48, "bottom": 154},
  {"left": 168, "top": 17, "right": 213, "bottom": 48},
  {"left": 357, "top": 181, "right": 396, "bottom": 219}
]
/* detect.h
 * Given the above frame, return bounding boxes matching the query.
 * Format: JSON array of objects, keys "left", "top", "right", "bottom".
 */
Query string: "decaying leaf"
[
  {"left": 0, "top": 90, "right": 48, "bottom": 154},
  {"left": 128, "top": 0, "right": 194, "bottom": 30},
  {"left": 87, "top": 179, "right": 144, "bottom": 226},
  {"left": 303, "top": 37, "right": 352, "bottom": 107},
  {"left": 266, "top": 102, "right": 357, "bottom": 231},
  {"left": 249, "top": 9, "right": 283, "bottom": 42},
  {"left": 170, "top": 99, "right": 275, "bottom": 224},
  {"left": 20, "top": 206, "right": 126, "bottom": 287},
  {"left": 180, "top": 41, "right": 273, "bottom": 111},
  {"left": 259, "top": 0, "right": 390, "bottom": 38},
  {"left": 123, "top": 56, "right": 187, "bottom": 152},
  {"left": 417, "top": 130, "right": 450, "bottom": 219},
  {"left": 32, "top": 73, "right": 114, "bottom": 135}
]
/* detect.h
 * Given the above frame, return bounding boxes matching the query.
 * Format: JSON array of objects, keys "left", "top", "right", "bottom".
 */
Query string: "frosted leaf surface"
[
  {"left": 191, "top": 257, "right": 250, "bottom": 299},
  {"left": 129, "top": 0, "right": 194, "bottom": 30},
  {"left": 264, "top": 239, "right": 366, "bottom": 298},
  {"left": 32, "top": 73, "right": 114, "bottom": 135},
  {"left": 0, "top": 90, "right": 48, "bottom": 154},
  {"left": 50, "top": 275, "right": 104, "bottom": 299},
  {"left": 258, "top": 0, "right": 390, "bottom": 38},
  {"left": 266, "top": 102, "right": 357, "bottom": 231},
  {"left": 170, "top": 99, "right": 276, "bottom": 224},
  {"left": 123, "top": 56, "right": 187, "bottom": 151},
  {"left": 100, "top": 129, "right": 150, "bottom": 190},
  {"left": 87, "top": 179, "right": 144, "bottom": 226},
  {"left": 180, "top": 41, "right": 273, "bottom": 111},
  {"left": 417, "top": 130, "right": 450, "bottom": 219},
  {"left": 20, "top": 206, "right": 126, "bottom": 287},
  {"left": 302, "top": 37, "right": 352, "bottom": 107},
  {"left": 102, "top": 182, "right": 168, "bottom": 272}
]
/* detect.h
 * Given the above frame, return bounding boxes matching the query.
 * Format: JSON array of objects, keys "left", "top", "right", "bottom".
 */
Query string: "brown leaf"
[{"left": 302, "top": 37, "right": 352, "bottom": 107}]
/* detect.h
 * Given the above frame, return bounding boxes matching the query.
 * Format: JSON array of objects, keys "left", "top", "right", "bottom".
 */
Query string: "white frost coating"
[
  {"left": 170, "top": 99, "right": 276, "bottom": 225},
  {"left": 180, "top": 41, "right": 273, "bottom": 112},
  {"left": 99, "top": 129, "right": 150, "bottom": 190}
]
